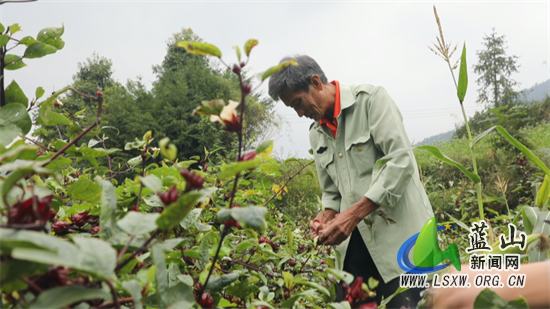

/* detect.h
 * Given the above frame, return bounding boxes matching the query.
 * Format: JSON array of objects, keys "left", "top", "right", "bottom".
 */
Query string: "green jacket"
[{"left": 309, "top": 83, "right": 434, "bottom": 283}]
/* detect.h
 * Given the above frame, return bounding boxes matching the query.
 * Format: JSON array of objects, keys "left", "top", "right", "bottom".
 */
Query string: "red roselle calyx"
[
  {"left": 8, "top": 195, "right": 54, "bottom": 225},
  {"left": 259, "top": 236, "right": 266, "bottom": 244},
  {"left": 31, "top": 266, "right": 69, "bottom": 292},
  {"left": 242, "top": 83, "right": 252, "bottom": 95},
  {"left": 180, "top": 168, "right": 205, "bottom": 191},
  {"left": 52, "top": 221, "right": 71, "bottom": 235},
  {"left": 223, "top": 204, "right": 241, "bottom": 228},
  {"left": 158, "top": 185, "right": 179, "bottom": 205},
  {"left": 72, "top": 210, "right": 90, "bottom": 227},
  {"left": 224, "top": 113, "right": 242, "bottom": 133},
  {"left": 239, "top": 151, "right": 257, "bottom": 162},
  {"left": 96, "top": 90, "right": 103, "bottom": 97},
  {"left": 232, "top": 64, "right": 241, "bottom": 74},
  {"left": 198, "top": 292, "right": 214, "bottom": 308},
  {"left": 91, "top": 226, "right": 100, "bottom": 235}
]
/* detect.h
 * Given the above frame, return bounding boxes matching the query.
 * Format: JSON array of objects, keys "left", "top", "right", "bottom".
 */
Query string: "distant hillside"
[
  {"left": 417, "top": 129, "right": 455, "bottom": 146},
  {"left": 522, "top": 79, "right": 550, "bottom": 102}
]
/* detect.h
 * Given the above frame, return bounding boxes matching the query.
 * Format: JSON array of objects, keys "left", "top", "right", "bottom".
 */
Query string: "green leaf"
[
  {"left": 156, "top": 192, "right": 203, "bottom": 231},
  {"left": 0, "top": 103, "right": 32, "bottom": 146},
  {"left": 36, "top": 86, "right": 73, "bottom": 126},
  {"left": 5, "top": 80, "right": 28, "bottom": 105},
  {"left": 473, "top": 288, "right": 507, "bottom": 308},
  {"left": 217, "top": 206, "right": 267, "bottom": 233},
  {"left": 417, "top": 145, "right": 481, "bottom": 183},
  {"left": 0, "top": 34, "right": 8, "bottom": 48},
  {"left": 261, "top": 60, "right": 298, "bottom": 81},
  {"left": 180, "top": 208, "right": 202, "bottom": 229},
  {"left": 67, "top": 178, "right": 101, "bottom": 203},
  {"left": 176, "top": 41, "right": 222, "bottom": 57},
  {"left": 295, "top": 280, "right": 330, "bottom": 297},
  {"left": 445, "top": 212, "right": 470, "bottom": 231},
  {"left": 233, "top": 45, "right": 242, "bottom": 61},
  {"left": 24, "top": 42, "right": 58, "bottom": 58},
  {"left": 71, "top": 237, "right": 117, "bottom": 280},
  {"left": 457, "top": 43, "right": 468, "bottom": 104},
  {"left": 97, "top": 177, "right": 118, "bottom": 240},
  {"left": 152, "top": 244, "right": 168, "bottom": 297},
  {"left": 9, "top": 23, "right": 21, "bottom": 34},
  {"left": 199, "top": 237, "right": 210, "bottom": 270},
  {"left": 0, "top": 161, "right": 48, "bottom": 197},
  {"left": 280, "top": 289, "right": 320, "bottom": 308},
  {"left": 255, "top": 140, "right": 273, "bottom": 154},
  {"left": 205, "top": 272, "right": 240, "bottom": 291},
  {"left": 192, "top": 99, "right": 225, "bottom": 116},
  {"left": 117, "top": 212, "right": 160, "bottom": 235},
  {"left": 327, "top": 268, "right": 354, "bottom": 284},
  {"left": 162, "top": 282, "right": 197, "bottom": 308},
  {"left": 0, "top": 23, "right": 4, "bottom": 33},
  {"left": 235, "top": 239, "right": 254, "bottom": 252},
  {"left": 244, "top": 39, "right": 258, "bottom": 56},
  {"left": 122, "top": 280, "right": 143, "bottom": 309},
  {"left": 495, "top": 125, "right": 550, "bottom": 176},
  {"left": 35, "top": 87, "right": 45, "bottom": 99},
  {"left": 472, "top": 126, "right": 497, "bottom": 147},
  {"left": 327, "top": 301, "right": 352, "bottom": 309},
  {"left": 125, "top": 138, "right": 146, "bottom": 150},
  {"left": 29, "top": 286, "right": 111, "bottom": 309},
  {"left": 36, "top": 24, "right": 65, "bottom": 49},
  {"left": 0, "top": 259, "right": 48, "bottom": 284},
  {"left": 4, "top": 54, "right": 26, "bottom": 70},
  {"left": 536, "top": 175, "right": 550, "bottom": 209},
  {"left": 159, "top": 137, "right": 177, "bottom": 161},
  {"left": 218, "top": 157, "right": 261, "bottom": 179},
  {"left": 19, "top": 36, "right": 37, "bottom": 47},
  {"left": 140, "top": 175, "right": 163, "bottom": 192}
]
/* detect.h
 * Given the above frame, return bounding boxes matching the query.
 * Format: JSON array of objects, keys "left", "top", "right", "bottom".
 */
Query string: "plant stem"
[
  {"left": 115, "top": 230, "right": 160, "bottom": 272},
  {"left": 198, "top": 226, "right": 228, "bottom": 297},
  {"left": 106, "top": 280, "right": 120, "bottom": 309},
  {"left": 98, "top": 297, "right": 133, "bottom": 309},
  {"left": 227, "top": 258, "right": 278, "bottom": 278},
  {"left": 264, "top": 160, "right": 314, "bottom": 206}
]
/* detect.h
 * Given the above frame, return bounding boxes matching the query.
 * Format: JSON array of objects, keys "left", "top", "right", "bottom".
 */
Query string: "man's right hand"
[{"left": 310, "top": 209, "right": 337, "bottom": 240}]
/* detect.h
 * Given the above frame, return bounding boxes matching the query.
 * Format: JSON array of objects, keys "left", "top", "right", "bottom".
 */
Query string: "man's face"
[{"left": 280, "top": 84, "right": 329, "bottom": 121}]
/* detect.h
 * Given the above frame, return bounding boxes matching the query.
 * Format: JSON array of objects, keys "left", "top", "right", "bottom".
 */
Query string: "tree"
[{"left": 473, "top": 29, "right": 520, "bottom": 108}]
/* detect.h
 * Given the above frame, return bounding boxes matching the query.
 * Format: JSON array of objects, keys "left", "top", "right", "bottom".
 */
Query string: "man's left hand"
[{"left": 318, "top": 197, "right": 379, "bottom": 246}]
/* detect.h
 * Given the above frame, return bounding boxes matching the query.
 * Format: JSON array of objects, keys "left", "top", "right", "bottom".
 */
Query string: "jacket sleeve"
[{"left": 364, "top": 86, "right": 415, "bottom": 208}]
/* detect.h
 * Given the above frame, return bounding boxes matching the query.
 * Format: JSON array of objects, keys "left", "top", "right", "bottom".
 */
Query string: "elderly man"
[{"left": 268, "top": 55, "right": 434, "bottom": 308}]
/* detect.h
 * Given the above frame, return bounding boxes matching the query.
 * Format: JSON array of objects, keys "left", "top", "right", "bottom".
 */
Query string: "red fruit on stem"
[
  {"left": 180, "top": 168, "right": 205, "bottom": 191},
  {"left": 72, "top": 210, "right": 90, "bottom": 227},
  {"left": 357, "top": 302, "right": 378, "bottom": 309},
  {"left": 158, "top": 185, "right": 179, "bottom": 205},
  {"left": 259, "top": 236, "right": 266, "bottom": 244},
  {"left": 239, "top": 151, "right": 257, "bottom": 162},
  {"left": 321, "top": 260, "right": 326, "bottom": 265},
  {"left": 91, "top": 226, "right": 100, "bottom": 234},
  {"left": 96, "top": 90, "right": 103, "bottom": 97},
  {"left": 224, "top": 113, "right": 242, "bottom": 133},
  {"left": 37, "top": 150, "right": 44, "bottom": 157},
  {"left": 8, "top": 195, "right": 54, "bottom": 225},
  {"left": 240, "top": 61, "right": 246, "bottom": 68},
  {"left": 52, "top": 221, "right": 70, "bottom": 235},
  {"left": 349, "top": 277, "right": 364, "bottom": 300},
  {"left": 284, "top": 290, "right": 290, "bottom": 298},
  {"left": 242, "top": 83, "right": 252, "bottom": 95},
  {"left": 131, "top": 205, "right": 138, "bottom": 212},
  {"left": 232, "top": 64, "right": 241, "bottom": 74},
  {"left": 288, "top": 260, "right": 297, "bottom": 267},
  {"left": 199, "top": 292, "right": 214, "bottom": 308},
  {"left": 203, "top": 165, "right": 208, "bottom": 172}
]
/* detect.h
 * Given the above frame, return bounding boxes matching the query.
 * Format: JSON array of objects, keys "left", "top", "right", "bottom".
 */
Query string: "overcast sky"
[{"left": 2, "top": 0, "right": 548, "bottom": 158}]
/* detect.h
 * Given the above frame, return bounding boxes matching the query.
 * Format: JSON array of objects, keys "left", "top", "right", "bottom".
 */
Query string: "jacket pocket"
[
  {"left": 315, "top": 151, "right": 338, "bottom": 186},
  {"left": 346, "top": 133, "right": 376, "bottom": 178}
]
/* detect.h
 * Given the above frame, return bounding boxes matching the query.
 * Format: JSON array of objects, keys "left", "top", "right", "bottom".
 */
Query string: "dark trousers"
[{"left": 335, "top": 228, "right": 424, "bottom": 309}]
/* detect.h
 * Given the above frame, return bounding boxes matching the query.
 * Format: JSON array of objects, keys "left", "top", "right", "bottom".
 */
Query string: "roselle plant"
[{"left": 0, "top": 18, "right": 379, "bottom": 308}]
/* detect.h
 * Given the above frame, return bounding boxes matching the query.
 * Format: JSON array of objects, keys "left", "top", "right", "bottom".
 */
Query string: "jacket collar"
[{"left": 312, "top": 83, "right": 356, "bottom": 133}]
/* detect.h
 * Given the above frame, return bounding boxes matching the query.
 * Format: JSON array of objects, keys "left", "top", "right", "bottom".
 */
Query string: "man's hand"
[
  {"left": 318, "top": 197, "right": 379, "bottom": 246},
  {"left": 309, "top": 209, "right": 337, "bottom": 240}
]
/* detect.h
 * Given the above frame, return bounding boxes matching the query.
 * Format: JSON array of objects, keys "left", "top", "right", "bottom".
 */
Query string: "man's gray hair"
[{"left": 268, "top": 55, "right": 328, "bottom": 101}]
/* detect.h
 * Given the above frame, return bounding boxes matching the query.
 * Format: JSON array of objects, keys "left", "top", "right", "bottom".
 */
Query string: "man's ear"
[{"left": 310, "top": 75, "right": 324, "bottom": 90}]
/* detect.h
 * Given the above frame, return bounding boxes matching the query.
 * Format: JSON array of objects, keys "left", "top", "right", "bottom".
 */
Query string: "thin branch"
[
  {"left": 0, "top": 0, "right": 38, "bottom": 4},
  {"left": 97, "top": 297, "right": 133, "bottom": 309},
  {"left": 115, "top": 230, "right": 160, "bottom": 272},
  {"left": 227, "top": 258, "right": 278, "bottom": 278},
  {"left": 21, "top": 136, "right": 56, "bottom": 152},
  {"left": 263, "top": 160, "right": 314, "bottom": 206},
  {"left": 116, "top": 234, "right": 136, "bottom": 265},
  {"left": 40, "top": 95, "right": 103, "bottom": 168},
  {"left": 105, "top": 280, "right": 120, "bottom": 309}
]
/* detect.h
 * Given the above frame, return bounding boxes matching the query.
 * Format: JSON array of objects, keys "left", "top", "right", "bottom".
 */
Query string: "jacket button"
[
  {"left": 338, "top": 153, "right": 343, "bottom": 158},
  {"left": 358, "top": 148, "right": 362, "bottom": 151}
]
